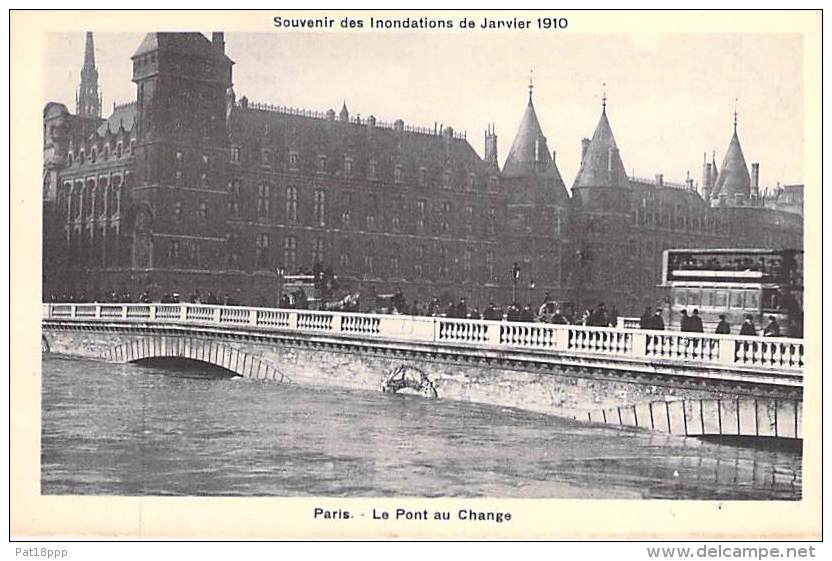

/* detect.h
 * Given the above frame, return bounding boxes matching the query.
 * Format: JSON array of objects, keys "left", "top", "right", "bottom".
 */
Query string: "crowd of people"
[{"left": 51, "top": 287, "right": 785, "bottom": 337}]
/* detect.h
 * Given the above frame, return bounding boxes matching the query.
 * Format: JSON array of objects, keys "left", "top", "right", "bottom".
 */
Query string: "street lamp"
[
  {"left": 511, "top": 262, "right": 521, "bottom": 305},
  {"left": 528, "top": 279, "right": 536, "bottom": 306},
  {"left": 274, "top": 266, "right": 285, "bottom": 308}
]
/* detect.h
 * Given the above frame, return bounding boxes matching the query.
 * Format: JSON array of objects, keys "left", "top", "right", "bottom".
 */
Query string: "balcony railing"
[{"left": 43, "top": 303, "right": 804, "bottom": 375}]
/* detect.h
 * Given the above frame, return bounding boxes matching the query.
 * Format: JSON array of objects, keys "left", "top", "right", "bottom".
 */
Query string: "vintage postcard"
[{"left": 10, "top": 9, "right": 822, "bottom": 540}]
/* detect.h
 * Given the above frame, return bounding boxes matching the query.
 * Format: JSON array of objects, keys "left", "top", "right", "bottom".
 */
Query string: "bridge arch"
[{"left": 102, "top": 336, "right": 290, "bottom": 382}]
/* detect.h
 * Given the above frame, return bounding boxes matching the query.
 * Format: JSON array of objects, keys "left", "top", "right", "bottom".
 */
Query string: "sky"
[{"left": 44, "top": 31, "right": 804, "bottom": 189}]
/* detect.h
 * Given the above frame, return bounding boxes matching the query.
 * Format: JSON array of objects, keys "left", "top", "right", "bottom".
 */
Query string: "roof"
[
  {"left": 228, "top": 106, "right": 490, "bottom": 183},
  {"left": 132, "top": 32, "right": 232, "bottom": 63},
  {"left": 572, "top": 106, "right": 628, "bottom": 189},
  {"left": 503, "top": 97, "right": 554, "bottom": 177},
  {"left": 96, "top": 102, "right": 137, "bottom": 136},
  {"left": 43, "top": 102, "right": 69, "bottom": 119},
  {"left": 711, "top": 128, "right": 750, "bottom": 198},
  {"left": 500, "top": 95, "right": 569, "bottom": 201}
]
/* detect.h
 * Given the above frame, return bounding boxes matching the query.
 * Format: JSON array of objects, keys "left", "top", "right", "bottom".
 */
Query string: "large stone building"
[{"left": 42, "top": 32, "right": 803, "bottom": 314}]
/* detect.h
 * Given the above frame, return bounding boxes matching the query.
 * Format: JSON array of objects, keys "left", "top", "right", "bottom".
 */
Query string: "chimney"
[
  {"left": 751, "top": 162, "right": 760, "bottom": 196},
  {"left": 212, "top": 32, "right": 225, "bottom": 53},
  {"left": 655, "top": 174, "right": 664, "bottom": 187},
  {"left": 484, "top": 123, "right": 498, "bottom": 163},
  {"left": 686, "top": 171, "right": 695, "bottom": 191},
  {"left": 580, "top": 138, "right": 590, "bottom": 161}
]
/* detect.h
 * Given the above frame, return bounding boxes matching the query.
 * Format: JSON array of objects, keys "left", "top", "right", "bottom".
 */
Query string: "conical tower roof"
[
  {"left": 711, "top": 122, "right": 750, "bottom": 198},
  {"left": 502, "top": 93, "right": 560, "bottom": 182},
  {"left": 572, "top": 103, "right": 628, "bottom": 189}
]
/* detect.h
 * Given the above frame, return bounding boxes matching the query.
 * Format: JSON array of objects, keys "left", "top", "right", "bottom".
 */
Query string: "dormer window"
[
  {"left": 394, "top": 164, "right": 403, "bottom": 184},
  {"left": 289, "top": 151, "right": 299, "bottom": 168},
  {"left": 488, "top": 176, "right": 499, "bottom": 191},
  {"left": 368, "top": 159, "right": 377, "bottom": 180},
  {"left": 230, "top": 146, "right": 240, "bottom": 163},
  {"left": 261, "top": 149, "right": 271, "bottom": 167}
]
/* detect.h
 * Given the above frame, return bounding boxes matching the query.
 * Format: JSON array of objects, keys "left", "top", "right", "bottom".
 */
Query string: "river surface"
[{"left": 41, "top": 355, "right": 802, "bottom": 499}]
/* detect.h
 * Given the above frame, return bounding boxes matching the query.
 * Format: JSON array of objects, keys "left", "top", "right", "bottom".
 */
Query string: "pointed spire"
[
  {"left": 339, "top": 101, "right": 349, "bottom": 122},
  {"left": 83, "top": 32, "right": 96, "bottom": 69},
  {"left": 77, "top": 32, "right": 101, "bottom": 118},
  {"left": 733, "top": 98, "right": 738, "bottom": 133},
  {"left": 572, "top": 103, "right": 628, "bottom": 189},
  {"left": 601, "top": 82, "right": 607, "bottom": 113},
  {"left": 711, "top": 113, "right": 751, "bottom": 199},
  {"left": 528, "top": 68, "right": 534, "bottom": 102}
]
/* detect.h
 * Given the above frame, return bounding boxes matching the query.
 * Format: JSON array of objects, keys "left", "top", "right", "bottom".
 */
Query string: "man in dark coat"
[
  {"left": 679, "top": 309, "right": 692, "bottom": 332},
  {"left": 739, "top": 314, "right": 757, "bottom": 336},
  {"left": 483, "top": 303, "right": 500, "bottom": 321},
  {"left": 715, "top": 314, "right": 731, "bottom": 334},
  {"left": 763, "top": 316, "right": 781, "bottom": 337},
  {"left": 652, "top": 310, "right": 665, "bottom": 330},
  {"left": 690, "top": 309, "right": 704, "bottom": 332}
]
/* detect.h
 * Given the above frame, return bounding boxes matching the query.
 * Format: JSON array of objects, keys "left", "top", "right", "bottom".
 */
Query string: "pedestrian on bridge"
[
  {"left": 740, "top": 314, "right": 757, "bottom": 336},
  {"left": 690, "top": 309, "right": 704, "bottom": 332},
  {"left": 715, "top": 314, "right": 731, "bottom": 334},
  {"left": 763, "top": 315, "right": 781, "bottom": 337}
]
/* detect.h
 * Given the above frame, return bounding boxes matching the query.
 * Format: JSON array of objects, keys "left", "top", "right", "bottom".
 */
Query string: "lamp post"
[
  {"left": 274, "top": 266, "right": 285, "bottom": 308},
  {"left": 511, "top": 262, "right": 520, "bottom": 305},
  {"left": 528, "top": 279, "right": 536, "bottom": 306}
]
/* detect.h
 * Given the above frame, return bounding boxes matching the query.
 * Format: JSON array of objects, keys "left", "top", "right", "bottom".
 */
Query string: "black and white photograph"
[{"left": 13, "top": 8, "right": 821, "bottom": 540}]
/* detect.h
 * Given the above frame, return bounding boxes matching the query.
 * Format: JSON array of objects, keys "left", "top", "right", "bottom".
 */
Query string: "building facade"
[{"left": 43, "top": 32, "right": 803, "bottom": 314}]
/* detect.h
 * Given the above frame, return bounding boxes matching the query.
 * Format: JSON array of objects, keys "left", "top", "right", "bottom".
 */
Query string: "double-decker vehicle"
[{"left": 660, "top": 248, "right": 803, "bottom": 337}]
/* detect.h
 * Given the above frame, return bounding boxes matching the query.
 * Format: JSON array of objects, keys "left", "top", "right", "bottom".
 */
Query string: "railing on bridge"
[{"left": 43, "top": 303, "right": 804, "bottom": 374}]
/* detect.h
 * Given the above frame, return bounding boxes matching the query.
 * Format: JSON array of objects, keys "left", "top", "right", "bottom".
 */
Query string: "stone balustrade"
[{"left": 43, "top": 303, "right": 804, "bottom": 375}]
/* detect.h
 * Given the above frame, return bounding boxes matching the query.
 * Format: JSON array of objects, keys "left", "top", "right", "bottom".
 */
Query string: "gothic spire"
[{"left": 77, "top": 32, "right": 101, "bottom": 118}]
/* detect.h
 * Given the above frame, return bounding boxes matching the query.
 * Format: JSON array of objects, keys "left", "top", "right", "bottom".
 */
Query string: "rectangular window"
[
  {"left": 261, "top": 149, "right": 271, "bottom": 167},
  {"left": 368, "top": 160, "right": 377, "bottom": 180},
  {"left": 366, "top": 194, "right": 377, "bottom": 229},
  {"left": 730, "top": 290, "right": 743, "bottom": 309},
  {"left": 198, "top": 201, "right": 208, "bottom": 220},
  {"left": 467, "top": 173, "right": 475, "bottom": 189},
  {"left": 745, "top": 291, "right": 760, "bottom": 311},
  {"left": 463, "top": 248, "right": 472, "bottom": 280},
  {"left": 289, "top": 151, "right": 299, "bottom": 168},
  {"left": 313, "top": 190, "right": 326, "bottom": 226},
  {"left": 344, "top": 157, "right": 353, "bottom": 177},
  {"left": 231, "top": 146, "right": 240, "bottom": 163},
  {"left": 364, "top": 243, "right": 375, "bottom": 274},
  {"left": 311, "top": 238, "right": 324, "bottom": 266},
  {"left": 486, "top": 250, "right": 495, "bottom": 281},
  {"left": 318, "top": 155, "right": 327, "bottom": 173},
  {"left": 419, "top": 167, "right": 427, "bottom": 187},
  {"left": 283, "top": 236, "right": 297, "bottom": 272},
  {"left": 228, "top": 179, "right": 241, "bottom": 217},
  {"left": 286, "top": 186, "right": 298, "bottom": 223},
  {"left": 394, "top": 164, "right": 403, "bottom": 184},
  {"left": 257, "top": 184, "right": 271, "bottom": 220}
]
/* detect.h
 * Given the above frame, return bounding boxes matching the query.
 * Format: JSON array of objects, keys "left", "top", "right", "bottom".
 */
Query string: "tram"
[{"left": 660, "top": 248, "right": 803, "bottom": 337}]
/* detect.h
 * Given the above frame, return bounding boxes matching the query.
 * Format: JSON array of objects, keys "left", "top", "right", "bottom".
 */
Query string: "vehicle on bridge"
[{"left": 661, "top": 248, "right": 803, "bottom": 337}]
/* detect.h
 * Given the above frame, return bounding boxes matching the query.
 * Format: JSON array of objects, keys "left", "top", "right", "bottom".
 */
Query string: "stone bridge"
[{"left": 42, "top": 303, "right": 804, "bottom": 440}]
